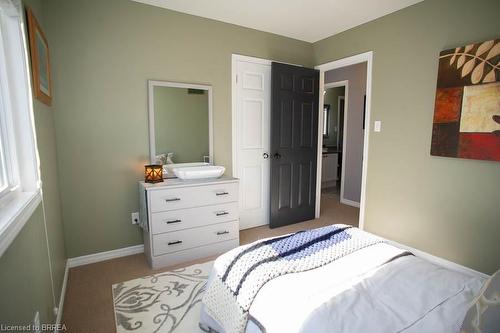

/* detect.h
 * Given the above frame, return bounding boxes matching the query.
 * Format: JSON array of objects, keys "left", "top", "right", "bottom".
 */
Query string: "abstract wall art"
[{"left": 431, "top": 39, "right": 499, "bottom": 162}]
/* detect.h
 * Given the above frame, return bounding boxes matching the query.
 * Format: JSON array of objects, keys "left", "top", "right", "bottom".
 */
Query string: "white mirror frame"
[{"left": 147, "top": 80, "right": 213, "bottom": 164}]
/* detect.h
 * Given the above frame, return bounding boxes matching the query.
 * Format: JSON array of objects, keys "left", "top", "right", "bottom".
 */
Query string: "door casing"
[
  {"left": 324, "top": 81, "right": 353, "bottom": 207},
  {"left": 315, "top": 51, "right": 374, "bottom": 231}
]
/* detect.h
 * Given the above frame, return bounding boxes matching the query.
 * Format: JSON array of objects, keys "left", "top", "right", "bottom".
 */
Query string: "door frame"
[
  {"left": 323, "top": 81, "right": 349, "bottom": 204},
  {"left": 337, "top": 95, "right": 345, "bottom": 149},
  {"left": 314, "top": 51, "right": 373, "bottom": 230}
]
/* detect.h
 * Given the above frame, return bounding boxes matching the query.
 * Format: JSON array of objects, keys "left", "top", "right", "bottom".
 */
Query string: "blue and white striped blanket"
[{"left": 202, "top": 224, "right": 384, "bottom": 332}]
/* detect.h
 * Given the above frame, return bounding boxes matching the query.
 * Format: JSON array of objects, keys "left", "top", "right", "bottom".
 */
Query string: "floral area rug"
[{"left": 112, "top": 261, "right": 212, "bottom": 333}]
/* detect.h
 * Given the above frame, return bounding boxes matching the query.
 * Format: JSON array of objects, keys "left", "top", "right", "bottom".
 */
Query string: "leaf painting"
[
  {"left": 442, "top": 39, "right": 499, "bottom": 84},
  {"left": 432, "top": 39, "right": 500, "bottom": 162}
]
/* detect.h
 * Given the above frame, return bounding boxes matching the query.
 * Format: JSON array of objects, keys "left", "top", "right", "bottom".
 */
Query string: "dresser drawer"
[
  {"left": 149, "top": 239, "right": 239, "bottom": 269},
  {"left": 149, "top": 182, "right": 238, "bottom": 213},
  {"left": 152, "top": 221, "right": 239, "bottom": 256},
  {"left": 151, "top": 202, "right": 238, "bottom": 234}
]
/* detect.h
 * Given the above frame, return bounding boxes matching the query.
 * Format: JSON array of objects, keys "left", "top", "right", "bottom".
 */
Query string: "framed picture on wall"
[
  {"left": 430, "top": 38, "right": 499, "bottom": 162},
  {"left": 26, "top": 7, "right": 52, "bottom": 106}
]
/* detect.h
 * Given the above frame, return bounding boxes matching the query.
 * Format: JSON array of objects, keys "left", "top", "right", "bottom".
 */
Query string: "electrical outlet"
[
  {"left": 33, "top": 311, "right": 41, "bottom": 333},
  {"left": 131, "top": 212, "right": 140, "bottom": 225}
]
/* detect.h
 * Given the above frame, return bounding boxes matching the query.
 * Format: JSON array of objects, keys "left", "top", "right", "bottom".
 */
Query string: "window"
[
  {"left": 0, "top": 0, "right": 41, "bottom": 256},
  {"left": 0, "top": 91, "right": 12, "bottom": 196},
  {"left": 0, "top": 126, "right": 7, "bottom": 194}
]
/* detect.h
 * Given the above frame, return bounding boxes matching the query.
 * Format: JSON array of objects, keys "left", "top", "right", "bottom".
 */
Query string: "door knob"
[
  {"left": 263, "top": 153, "right": 269, "bottom": 159},
  {"left": 274, "top": 153, "right": 282, "bottom": 159}
]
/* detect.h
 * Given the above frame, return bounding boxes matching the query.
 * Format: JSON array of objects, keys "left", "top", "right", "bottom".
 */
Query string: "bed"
[{"left": 199, "top": 225, "right": 486, "bottom": 333}]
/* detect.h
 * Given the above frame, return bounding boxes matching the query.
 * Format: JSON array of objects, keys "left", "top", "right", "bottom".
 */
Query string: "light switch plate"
[
  {"left": 131, "top": 212, "right": 140, "bottom": 225},
  {"left": 374, "top": 120, "right": 382, "bottom": 132}
]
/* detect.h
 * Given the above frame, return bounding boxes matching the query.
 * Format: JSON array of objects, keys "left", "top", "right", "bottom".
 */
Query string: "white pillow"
[{"left": 459, "top": 269, "right": 500, "bottom": 333}]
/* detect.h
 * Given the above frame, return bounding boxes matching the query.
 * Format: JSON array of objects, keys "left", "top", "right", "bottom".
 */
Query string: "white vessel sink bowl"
[
  {"left": 164, "top": 162, "right": 209, "bottom": 177},
  {"left": 173, "top": 165, "right": 225, "bottom": 180}
]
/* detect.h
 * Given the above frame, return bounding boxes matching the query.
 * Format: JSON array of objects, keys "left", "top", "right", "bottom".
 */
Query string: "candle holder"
[{"left": 144, "top": 164, "right": 163, "bottom": 183}]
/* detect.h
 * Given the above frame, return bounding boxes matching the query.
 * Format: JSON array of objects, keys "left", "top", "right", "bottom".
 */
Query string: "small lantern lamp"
[{"left": 144, "top": 164, "right": 163, "bottom": 183}]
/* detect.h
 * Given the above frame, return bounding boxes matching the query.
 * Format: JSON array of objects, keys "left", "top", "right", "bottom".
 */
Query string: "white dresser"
[{"left": 139, "top": 177, "right": 240, "bottom": 269}]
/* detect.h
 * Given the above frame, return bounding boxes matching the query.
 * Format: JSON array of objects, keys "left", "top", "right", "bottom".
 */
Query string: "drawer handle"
[
  {"left": 216, "top": 192, "right": 229, "bottom": 196},
  {"left": 216, "top": 231, "right": 229, "bottom": 235},
  {"left": 165, "top": 198, "right": 181, "bottom": 202},
  {"left": 165, "top": 219, "right": 181, "bottom": 224},
  {"left": 216, "top": 211, "right": 229, "bottom": 216},
  {"left": 168, "top": 240, "right": 183, "bottom": 245}
]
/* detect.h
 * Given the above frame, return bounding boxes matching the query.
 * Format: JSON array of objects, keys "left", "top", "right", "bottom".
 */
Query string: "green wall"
[
  {"left": 44, "top": 0, "right": 313, "bottom": 257},
  {"left": 154, "top": 87, "right": 209, "bottom": 163},
  {"left": 0, "top": 207, "right": 55, "bottom": 327},
  {"left": 0, "top": 0, "right": 66, "bottom": 327},
  {"left": 314, "top": 0, "right": 500, "bottom": 274}
]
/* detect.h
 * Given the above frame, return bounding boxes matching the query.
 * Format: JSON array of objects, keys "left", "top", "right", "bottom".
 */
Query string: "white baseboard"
[
  {"left": 67, "top": 244, "right": 144, "bottom": 268},
  {"left": 340, "top": 198, "right": 360, "bottom": 208},
  {"left": 53, "top": 245, "right": 144, "bottom": 331},
  {"left": 54, "top": 262, "right": 69, "bottom": 332}
]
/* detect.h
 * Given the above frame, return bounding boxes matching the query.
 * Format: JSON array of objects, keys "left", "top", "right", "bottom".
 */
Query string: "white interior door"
[{"left": 233, "top": 58, "right": 271, "bottom": 230}]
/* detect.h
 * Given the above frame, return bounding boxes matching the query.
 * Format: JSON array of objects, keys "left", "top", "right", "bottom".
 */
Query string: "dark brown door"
[{"left": 270, "top": 62, "right": 319, "bottom": 228}]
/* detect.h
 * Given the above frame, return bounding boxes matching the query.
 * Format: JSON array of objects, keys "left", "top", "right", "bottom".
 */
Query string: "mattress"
[{"left": 200, "top": 242, "right": 485, "bottom": 333}]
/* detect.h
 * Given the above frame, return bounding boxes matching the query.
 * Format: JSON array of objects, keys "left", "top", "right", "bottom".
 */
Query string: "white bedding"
[{"left": 200, "top": 243, "right": 484, "bottom": 333}]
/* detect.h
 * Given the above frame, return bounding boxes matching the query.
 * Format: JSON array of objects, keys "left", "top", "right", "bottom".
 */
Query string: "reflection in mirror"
[
  {"left": 323, "top": 104, "right": 330, "bottom": 138},
  {"left": 148, "top": 81, "right": 212, "bottom": 171},
  {"left": 323, "top": 86, "right": 345, "bottom": 149}
]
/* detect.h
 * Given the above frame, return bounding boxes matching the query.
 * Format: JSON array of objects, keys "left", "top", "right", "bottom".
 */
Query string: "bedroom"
[{"left": 0, "top": 0, "right": 498, "bottom": 332}]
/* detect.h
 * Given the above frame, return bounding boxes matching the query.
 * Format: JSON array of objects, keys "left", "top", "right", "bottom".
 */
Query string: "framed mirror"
[{"left": 148, "top": 80, "right": 213, "bottom": 167}]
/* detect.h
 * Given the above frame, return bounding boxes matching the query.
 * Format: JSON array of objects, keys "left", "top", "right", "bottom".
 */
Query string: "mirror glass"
[
  {"left": 323, "top": 86, "right": 345, "bottom": 149},
  {"left": 149, "top": 81, "right": 212, "bottom": 165}
]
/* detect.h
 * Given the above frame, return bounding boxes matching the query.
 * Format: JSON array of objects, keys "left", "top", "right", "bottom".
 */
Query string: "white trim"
[
  {"left": 340, "top": 198, "right": 360, "bottom": 208},
  {"left": 383, "top": 237, "right": 489, "bottom": 280},
  {"left": 147, "top": 80, "right": 213, "bottom": 164},
  {"left": 323, "top": 81, "right": 349, "bottom": 205},
  {"left": 336, "top": 96, "right": 344, "bottom": 152},
  {"left": 54, "top": 262, "right": 69, "bottom": 332},
  {"left": 231, "top": 54, "right": 272, "bottom": 67},
  {"left": 0, "top": 0, "right": 43, "bottom": 258},
  {"left": 314, "top": 51, "right": 373, "bottom": 231},
  {"left": 67, "top": 244, "right": 144, "bottom": 268},
  {"left": 0, "top": 190, "right": 41, "bottom": 257}
]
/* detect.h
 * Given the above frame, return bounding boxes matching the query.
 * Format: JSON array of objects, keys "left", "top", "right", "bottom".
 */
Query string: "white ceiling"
[{"left": 132, "top": 0, "right": 423, "bottom": 43}]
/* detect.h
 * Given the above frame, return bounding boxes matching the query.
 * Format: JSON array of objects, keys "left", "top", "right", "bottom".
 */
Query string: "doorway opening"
[
  {"left": 315, "top": 52, "right": 373, "bottom": 230},
  {"left": 321, "top": 82, "right": 346, "bottom": 208}
]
